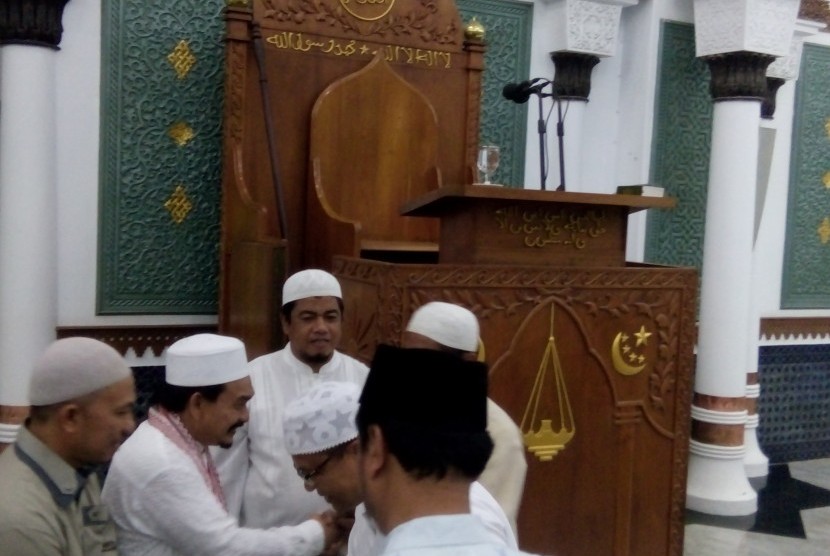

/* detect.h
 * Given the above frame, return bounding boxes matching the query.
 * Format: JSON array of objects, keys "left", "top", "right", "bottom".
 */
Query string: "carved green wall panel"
[
  {"left": 458, "top": 0, "right": 533, "bottom": 187},
  {"left": 782, "top": 43, "right": 830, "bottom": 308},
  {"left": 98, "top": 0, "right": 225, "bottom": 314},
  {"left": 647, "top": 21, "right": 711, "bottom": 270}
]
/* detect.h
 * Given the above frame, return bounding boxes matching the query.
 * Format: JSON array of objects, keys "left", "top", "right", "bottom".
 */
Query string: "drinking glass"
[{"left": 477, "top": 145, "right": 500, "bottom": 185}]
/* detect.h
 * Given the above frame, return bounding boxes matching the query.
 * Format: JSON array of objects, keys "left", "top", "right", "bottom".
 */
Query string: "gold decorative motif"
[
  {"left": 494, "top": 205, "right": 607, "bottom": 249},
  {"left": 611, "top": 325, "right": 651, "bottom": 376},
  {"left": 167, "top": 40, "right": 196, "bottom": 80},
  {"left": 164, "top": 185, "right": 193, "bottom": 224},
  {"left": 823, "top": 171, "right": 830, "bottom": 189},
  {"left": 168, "top": 121, "right": 195, "bottom": 147},
  {"left": 819, "top": 217, "right": 830, "bottom": 244},
  {"left": 826, "top": 118, "right": 830, "bottom": 138},
  {"left": 520, "top": 304, "right": 575, "bottom": 462},
  {"left": 339, "top": 0, "right": 395, "bottom": 21},
  {"left": 465, "top": 17, "right": 485, "bottom": 40}
]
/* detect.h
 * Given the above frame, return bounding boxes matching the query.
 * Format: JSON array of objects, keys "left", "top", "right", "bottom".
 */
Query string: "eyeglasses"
[{"left": 296, "top": 452, "right": 335, "bottom": 483}]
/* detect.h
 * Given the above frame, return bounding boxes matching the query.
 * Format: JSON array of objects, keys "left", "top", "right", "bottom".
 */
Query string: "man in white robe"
[
  {"left": 280, "top": 381, "right": 517, "bottom": 556},
  {"left": 356, "top": 345, "right": 536, "bottom": 556},
  {"left": 102, "top": 334, "right": 341, "bottom": 556},
  {"left": 403, "top": 301, "right": 528, "bottom": 533},
  {"left": 214, "top": 270, "right": 369, "bottom": 529}
]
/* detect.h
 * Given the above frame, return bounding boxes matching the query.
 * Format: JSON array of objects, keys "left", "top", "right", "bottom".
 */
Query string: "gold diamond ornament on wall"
[
  {"left": 819, "top": 217, "right": 830, "bottom": 245},
  {"left": 167, "top": 40, "right": 196, "bottom": 79},
  {"left": 165, "top": 185, "right": 193, "bottom": 224},
  {"left": 168, "top": 121, "right": 195, "bottom": 147},
  {"left": 823, "top": 171, "right": 830, "bottom": 189}
]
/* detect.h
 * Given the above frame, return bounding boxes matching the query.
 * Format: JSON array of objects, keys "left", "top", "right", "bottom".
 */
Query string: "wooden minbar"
[{"left": 333, "top": 188, "right": 695, "bottom": 556}]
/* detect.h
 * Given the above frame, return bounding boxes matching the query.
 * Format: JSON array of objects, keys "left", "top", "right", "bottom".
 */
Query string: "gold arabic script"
[
  {"left": 494, "top": 206, "right": 608, "bottom": 249},
  {"left": 265, "top": 32, "right": 452, "bottom": 69}
]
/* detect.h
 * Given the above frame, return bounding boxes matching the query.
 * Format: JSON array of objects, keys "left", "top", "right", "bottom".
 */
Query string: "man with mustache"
[
  {"left": 102, "top": 333, "right": 340, "bottom": 555},
  {"left": 215, "top": 269, "right": 369, "bottom": 530},
  {"left": 0, "top": 337, "right": 136, "bottom": 556}
]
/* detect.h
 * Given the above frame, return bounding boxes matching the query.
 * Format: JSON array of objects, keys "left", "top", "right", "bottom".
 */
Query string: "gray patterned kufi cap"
[{"left": 282, "top": 381, "right": 361, "bottom": 455}]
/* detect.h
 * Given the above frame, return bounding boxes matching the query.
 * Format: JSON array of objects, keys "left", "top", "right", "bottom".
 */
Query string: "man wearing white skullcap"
[
  {"left": 213, "top": 269, "right": 368, "bottom": 532},
  {"left": 281, "top": 381, "right": 517, "bottom": 556},
  {"left": 101, "top": 333, "right": 341, "bottom": 556},
  {"left": 403, "top": 302, "right": 528, "bottom": 536},
  {"left": 0, "top": 337, "right": 136, "bottom": 556}
]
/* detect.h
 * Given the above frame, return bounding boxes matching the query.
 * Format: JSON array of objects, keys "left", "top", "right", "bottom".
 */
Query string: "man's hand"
[{"left": 313, "top": 510, "right": 344, "bottom": 556}]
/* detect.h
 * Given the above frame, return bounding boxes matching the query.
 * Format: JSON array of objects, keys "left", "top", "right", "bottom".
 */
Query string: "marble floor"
[{"left": 683, "top": 458, "right": 830, "bottom": 555}]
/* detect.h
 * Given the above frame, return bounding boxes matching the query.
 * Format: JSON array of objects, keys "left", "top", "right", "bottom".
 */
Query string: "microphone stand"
[
  {"left": 536, "top": 91, "right": 548, "bottom": 191},
  {"left": 555, "top": 96, "right": 566, "bottom": 192}
]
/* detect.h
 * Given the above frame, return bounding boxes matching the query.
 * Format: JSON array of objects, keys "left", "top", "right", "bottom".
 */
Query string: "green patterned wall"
[
  {"left": 98, "top": 0, "right": 225, "bottom": 314},
  {"left": 647, "top": 21, "right": 711, "bottom": 269},
  {"left": 97, "top": 1, "right": 531, "bottom": 314},
  {"left": 458, "top": 0, "right": 533, "bottom": 187},
  {"left": 781, "top": 43, "right": 830, "bottom": 308}
]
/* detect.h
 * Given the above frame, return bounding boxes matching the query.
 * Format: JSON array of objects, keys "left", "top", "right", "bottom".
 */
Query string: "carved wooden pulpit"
[
  {"left": 219, "top": 1, "right": 696, "bottom": 555},
  {"left": 334, "top": 188, "right": 697, "bottom": 556}
]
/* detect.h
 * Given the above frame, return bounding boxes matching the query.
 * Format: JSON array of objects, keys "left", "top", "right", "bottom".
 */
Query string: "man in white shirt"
[
  {"left": 214, "top": 270, "right": 369, "bottom": 529},
  {"left": 102, "top": 333, "right": 341, "bottom": 556},
  {"left": 280, "top": 381, "right": 517, "bottom": 556},
  {"left": 356, "top": 345, "right": 536, "bottom": 556},
  {"left": 403, "top": 301, "right": 528, "bottom": 533}
]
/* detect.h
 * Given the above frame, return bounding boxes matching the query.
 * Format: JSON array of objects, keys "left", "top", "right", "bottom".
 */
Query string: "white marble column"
[
  {"left": 686, "top": 0, "right": 800, "bottom": 516},
  {"left": 547, "top": 0, "right": 638, "bottom": 192},
  {"left": 0, "top": 0, "right": 69, "bottom": 450}
]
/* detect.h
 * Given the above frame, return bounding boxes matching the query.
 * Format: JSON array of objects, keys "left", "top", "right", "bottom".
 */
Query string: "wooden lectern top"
[
  {"left": 401, "top": 184, "right": 677, "bottom": 216},
  {"left": 401, "top": 185, "right": 677, "bottom": 267}
]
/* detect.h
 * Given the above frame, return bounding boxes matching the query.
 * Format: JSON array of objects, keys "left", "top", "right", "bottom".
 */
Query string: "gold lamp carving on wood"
[{"left": 520, "top": 303, "right": 575, "bottom": 462}]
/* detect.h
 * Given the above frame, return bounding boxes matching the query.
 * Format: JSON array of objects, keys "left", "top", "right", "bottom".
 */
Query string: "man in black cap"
[{"left": 355, "top": 345, "right": 536, "bottom": 556}]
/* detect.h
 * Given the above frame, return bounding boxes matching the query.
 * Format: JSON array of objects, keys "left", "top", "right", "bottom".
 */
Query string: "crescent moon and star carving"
[
  {"left": 520, "top": 303, "right": 575, "bottom": 462},
  {"left": 611, "top": 325, "right": 652, "bottom": 376}
]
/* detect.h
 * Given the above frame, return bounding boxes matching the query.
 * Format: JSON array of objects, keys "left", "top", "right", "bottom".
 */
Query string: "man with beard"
[
  {"left": 102, "top": 334, "right": 340, "bottom": 556},
  {"left": 215, "top": 269, "right": 369, "bottom": 530}
]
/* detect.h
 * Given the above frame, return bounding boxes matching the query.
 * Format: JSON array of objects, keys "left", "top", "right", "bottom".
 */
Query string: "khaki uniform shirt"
[{"left": 0, "top": 427, "right": 118, "bottom": 556}]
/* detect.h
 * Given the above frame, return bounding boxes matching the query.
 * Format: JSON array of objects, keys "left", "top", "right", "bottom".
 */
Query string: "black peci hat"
[{"left": 358, "top": 344, "right": 489, "bottom": 435}]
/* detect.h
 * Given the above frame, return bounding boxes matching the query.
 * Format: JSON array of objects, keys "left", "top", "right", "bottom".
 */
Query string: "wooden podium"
[{"left": 333, "top": 187, "right": 695, "bottom": 556}]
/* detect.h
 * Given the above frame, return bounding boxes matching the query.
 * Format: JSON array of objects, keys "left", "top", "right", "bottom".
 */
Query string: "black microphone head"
[
  {"left": 502, "top": 82, "right": 521, "bottom": 100},
  {"left": 502, "top": 81, "right": 532, "bottom": 104}
]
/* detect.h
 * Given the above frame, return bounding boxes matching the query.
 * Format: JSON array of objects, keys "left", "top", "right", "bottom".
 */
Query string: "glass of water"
[{"left": 477, "top": 145, "right": 500, "bottom": 185}]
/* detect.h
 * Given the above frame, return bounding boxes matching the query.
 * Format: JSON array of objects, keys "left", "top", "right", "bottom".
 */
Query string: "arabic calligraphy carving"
[{"left": 494, "top": 205, "right": 607, "bottom": 249}]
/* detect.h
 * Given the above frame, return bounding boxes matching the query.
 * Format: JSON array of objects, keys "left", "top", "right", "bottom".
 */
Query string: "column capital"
[
  {"left": 549, "top": 0, "right": 638, "bottom": 57},
  {"left": 693, "top": 0, "right": 800, "bottom": 59},
  {"left": 0, "top": 0, "right": 71, "bottom": 49},
  {"left": 704, "top": 51, "right": 775, "bottom": 102},
  {"left": 550, "top": 51, "right": 600, "bottom": 100}
]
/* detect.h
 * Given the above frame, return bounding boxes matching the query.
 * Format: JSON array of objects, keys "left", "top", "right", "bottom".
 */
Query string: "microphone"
[{"left": 502, "top": 78, "right": 549, "bottom": 104}]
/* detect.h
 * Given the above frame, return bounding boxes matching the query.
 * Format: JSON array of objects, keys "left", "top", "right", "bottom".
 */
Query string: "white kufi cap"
[
  {"left": 282, "top": 269, "right": 342, "bottom": 305},
  {"left": 29, "top": 337, "right": 132, "bottom": 406},
  {"left": 166, "top": 334, "right": 248, "bottom": 387},
  {"left": 406, "top": 301, "right": 480, "bottom": 352},
  {"left": 282, "top": 381, "right": 361, "bottom": 455}
]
